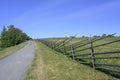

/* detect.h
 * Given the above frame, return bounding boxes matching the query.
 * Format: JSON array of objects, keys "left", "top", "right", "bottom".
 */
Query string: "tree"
[
  {"left": 107, "top": 34, "right": 114, "bottom": 37},
  {"left": 21, "top": 33, "right": 29, "bottom": 42},
  {"left": 0, "top": 26, "right": 8, "bottom": 47},
  {"left": 102, "top": 34, "right": 107, "bottom": 37},
  {"left": 0, "top": 25, "right": 30, "bottom": 48},
  {"left": 7, "top": 25, "right": 24, "bottom": 45},
  {"left": 93, "top": 35, "right": 101, "bottom": 38},
  {"left": 69, "top": 36, "right": 76, "bottom": 38}
]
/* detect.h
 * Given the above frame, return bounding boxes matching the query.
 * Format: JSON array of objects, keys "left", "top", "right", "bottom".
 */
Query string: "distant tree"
[
  {"left": 102, "top": 34, "right": 107, "bottom": 37},
  {"left": 81, "top": 36, "right": 85, "bottom": 38},
  {"left": 0, "top": 25, "right": 30, "bottom": 48},
  {"left": 107, "top": 34, "right": 114, "bottom": 37},
  {"left": 107, "top": 33, "right": 116, "bottom": 37},
  {"left": 69, "top": 36, "right": 76, "bottom": 38},
  {"left": 93, "top": 35, "right": 101, "bottom": 38}
]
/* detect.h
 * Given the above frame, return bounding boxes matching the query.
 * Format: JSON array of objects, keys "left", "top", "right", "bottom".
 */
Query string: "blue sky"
[{"left": 0, "top": 0, "right": 120, "bottom": 38}]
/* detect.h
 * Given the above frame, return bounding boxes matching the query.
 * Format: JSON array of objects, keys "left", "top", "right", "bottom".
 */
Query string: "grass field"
[
  {"left": 24, "top": 41, "right": 114, "bottom": 80},
  {"left": 39, "top": 37, "right": 120, "bottom": 78},
  {"left": 0, "top": 41, "right": 28, "bottom": 59}
]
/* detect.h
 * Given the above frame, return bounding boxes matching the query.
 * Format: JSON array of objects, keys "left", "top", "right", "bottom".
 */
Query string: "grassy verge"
[
  {"left": 24, "top": 41, "right": 114, "bottom": 80},
  {"left": 0, "top": 41, "right": 28, "bottom": 59}
]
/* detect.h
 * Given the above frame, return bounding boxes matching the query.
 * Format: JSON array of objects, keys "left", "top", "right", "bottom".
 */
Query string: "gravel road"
[{"left": 0, "top": 41, "right": 34, "bottom": 80}]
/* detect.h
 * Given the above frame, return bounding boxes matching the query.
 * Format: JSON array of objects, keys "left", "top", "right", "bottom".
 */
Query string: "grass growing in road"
[
  {"left": 0, "top": 41, "right": 28, "bottom": 59},
  {"left": 24, "top": 41, "right": 113, "bottom": 80}
]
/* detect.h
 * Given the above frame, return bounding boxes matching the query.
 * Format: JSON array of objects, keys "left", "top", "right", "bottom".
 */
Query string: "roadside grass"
[
  {"left": 43, "top": 37, "right": 120, "bottom": 78},
  {"left": 0, "top": 40, "right": 2, "bottom": 50},
  {"left": 0, "top": 41, "right": 28, "bottom": 59},
  {"left": 24, "top": 41, "right": 113, "bottom": 80}
]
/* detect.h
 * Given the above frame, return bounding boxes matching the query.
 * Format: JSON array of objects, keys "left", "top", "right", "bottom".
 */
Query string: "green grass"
[
  {"left": 43, "top": 37, "right": 120, "bottom": 78},
  {"left": 24, "top": 41, "right": 114, "bottom": 80},
  {"left": 0, "top": 41, "right": 28, "bottom": 59},
  {"left": 47, "top": 37, "right": 120, "bottom": 62},
  {"left": 72, "top": 37, "right": 120, "bottom": 67},
  {"left": 67, "top": 37, "right": 120, "bottom": 75},
  {"left": 0, "top": 40, "right": 2, "bottom": 49}
]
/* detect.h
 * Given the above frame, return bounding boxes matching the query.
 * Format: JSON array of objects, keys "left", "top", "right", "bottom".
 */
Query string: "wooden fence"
[{"left": 39, "top": 36, "right": 120, "bottom": 79}]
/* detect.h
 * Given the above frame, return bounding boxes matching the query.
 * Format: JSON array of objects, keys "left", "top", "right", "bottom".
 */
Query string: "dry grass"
[{"left": 0, "top": 41, "right": 28, "bottom": 59}]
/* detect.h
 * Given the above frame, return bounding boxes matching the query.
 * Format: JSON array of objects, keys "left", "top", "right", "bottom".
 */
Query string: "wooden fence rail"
[{"left": 39, "top": 36, "right": 120, "bottom": 79}]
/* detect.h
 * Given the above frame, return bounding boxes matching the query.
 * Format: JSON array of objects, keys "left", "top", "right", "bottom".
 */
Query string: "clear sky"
[{"left": 0, "top": 0, "right": 120, "bottom": 38}]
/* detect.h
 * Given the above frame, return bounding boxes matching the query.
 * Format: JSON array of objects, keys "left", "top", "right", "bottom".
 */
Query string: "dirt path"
[{"left": 0, "top": 41, "right": 34, "bottom": 80}]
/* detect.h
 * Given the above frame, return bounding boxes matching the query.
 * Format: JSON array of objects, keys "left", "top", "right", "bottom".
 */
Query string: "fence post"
[
  {"left": 70, "top": 38, "right": 75, "bottom": 59},
  {"left": 63, "top": 41, "right": 66, "bottom": 54},
  {"left": 50, "top": 42, "right": 52, "bottom": 49},
  {"left": 89, "top": 36, "right": 96, "bottom": 68},
  {"left": 51, "top": 42, "right": 55, "bottom": 50}
]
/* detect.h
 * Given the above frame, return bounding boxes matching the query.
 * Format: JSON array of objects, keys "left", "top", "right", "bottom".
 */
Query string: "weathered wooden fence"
[{"left": 39, "top": 36, "right": 120, "bottom": 79}]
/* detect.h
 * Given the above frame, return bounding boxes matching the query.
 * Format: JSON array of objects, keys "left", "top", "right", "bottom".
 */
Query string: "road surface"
[{"left": 0, "top": 41, "right": 34, "bottom": 80}]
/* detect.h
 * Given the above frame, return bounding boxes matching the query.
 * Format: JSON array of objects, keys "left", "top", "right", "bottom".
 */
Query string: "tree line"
[{"left": 0, "top": 25, "right": 30, "bottom": 48}]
